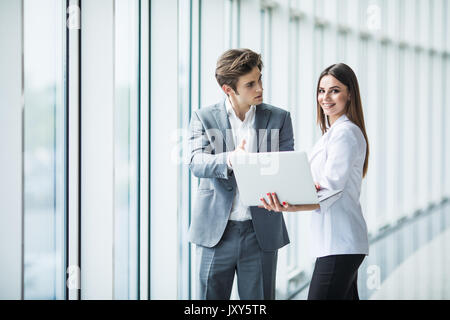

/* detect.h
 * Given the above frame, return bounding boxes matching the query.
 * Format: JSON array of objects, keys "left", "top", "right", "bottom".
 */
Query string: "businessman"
[{"left": 188, "top": 48, "right": 294, "bottom": 300}]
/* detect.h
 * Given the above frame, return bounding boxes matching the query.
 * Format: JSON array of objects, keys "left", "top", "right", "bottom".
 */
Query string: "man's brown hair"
[{"left": 215, "top": 48, "right": 263, "bottom": 94}]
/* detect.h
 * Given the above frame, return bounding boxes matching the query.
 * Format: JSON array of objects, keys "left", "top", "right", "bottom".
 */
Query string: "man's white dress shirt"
[{"left": 226, "top": 98, "right": 257, "bottom": 221}]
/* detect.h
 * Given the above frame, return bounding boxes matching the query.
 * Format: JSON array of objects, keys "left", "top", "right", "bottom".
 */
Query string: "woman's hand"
[
  {"left": 258, "top": 193, "right": 320, "bottom": 212},
  {"left": 259, "top": 193, "right": 290, "bottom": 212}
]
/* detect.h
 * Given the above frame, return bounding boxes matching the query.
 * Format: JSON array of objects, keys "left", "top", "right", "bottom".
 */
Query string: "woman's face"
[{"left": 318, "top": 75, "right": 350, "bottom": 125}]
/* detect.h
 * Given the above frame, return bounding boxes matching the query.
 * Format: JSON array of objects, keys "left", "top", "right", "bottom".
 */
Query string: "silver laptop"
[{"left": 230, "top": 151, "right": 342, "bottom": 207}]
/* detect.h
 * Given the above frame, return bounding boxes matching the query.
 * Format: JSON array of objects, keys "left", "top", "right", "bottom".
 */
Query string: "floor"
[{"left": 292, "top": 201, "right": 450, "bottom": 300}]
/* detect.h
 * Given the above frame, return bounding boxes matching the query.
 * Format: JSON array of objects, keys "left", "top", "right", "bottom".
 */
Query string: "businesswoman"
[{"left": 260, "top": 63, "right": 370, "bottom": 300}]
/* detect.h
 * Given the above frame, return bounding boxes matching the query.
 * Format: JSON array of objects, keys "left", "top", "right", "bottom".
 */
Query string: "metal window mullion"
[
  {"left": 67, "top": 0, "right": 82, "bottom": 301},
  {"left": 139, "top": 0, "right": 150, "bottom": 300}
]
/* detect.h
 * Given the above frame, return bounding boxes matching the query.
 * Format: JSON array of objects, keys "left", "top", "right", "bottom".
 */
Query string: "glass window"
[
  {"left": 150, "top": 0, "right": 179, "bottom": 299},
  {"left": 178, "top": 0, "right": 192, "bottom": 300},
  {"left": 114, "top": 0, "right": 140, "bottom": 299},
  {"left": 239, "top": 0, "right": 261, "bottom": 51},
  {"left": 0, "top": 0, "right": 24, "bottom": 300},
  {"left": 23, "top": 0, "right": 66, "bottom": 300},
  {"left": 200, "top": 0, "right": 228, "bottom": 107}
]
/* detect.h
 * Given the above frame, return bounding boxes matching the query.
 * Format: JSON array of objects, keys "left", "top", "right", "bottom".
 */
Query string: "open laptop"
[{"left": 230, "top": 151, "right": 342, "bottom": 207}]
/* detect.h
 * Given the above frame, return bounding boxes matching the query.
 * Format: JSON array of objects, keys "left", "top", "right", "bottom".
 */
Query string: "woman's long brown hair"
[{"left": 316, "top": 63, "right": 370, "bottom": 178}]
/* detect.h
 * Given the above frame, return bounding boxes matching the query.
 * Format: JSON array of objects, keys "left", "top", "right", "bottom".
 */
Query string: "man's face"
[{"left": 225, "top": 66, "right": 264, "bottom": 107}]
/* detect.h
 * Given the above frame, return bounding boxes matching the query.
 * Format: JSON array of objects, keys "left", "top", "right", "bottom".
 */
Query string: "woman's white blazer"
[{"left": 308, "top": 114, "right": 369, "bottom": 258}]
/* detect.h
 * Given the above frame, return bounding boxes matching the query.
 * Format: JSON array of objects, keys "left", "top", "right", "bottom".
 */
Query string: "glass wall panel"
[
  {"left": 347, "top": 0, "right": 360, "bottom": 29},
  {"left": 114, "top": 0, "right": 140, "bottom": 299},
  {"left": 200, "top": 0, "right": 227, "bottom": 106},
  {"left": 417, "top": 50, "right": 430, "bottom": 209},
  {"left": 364, "top": 38, "right": 380, "bottom": 232},
  {"left": 150, "top": 0, "right": 179, "bottom": 299},
  {"left": 386, "top": 0, "right": 398, "bottom": 38},
  {"left": 402, "top": 47, "right": 417, "bottom": 216},
  {"left": 430, "top": 54, "right": 444, "bottom": 203},
  {"left": 239, "top": 0, "right": 261, "bottom": 52},
  {"left": 385, "top": 43, "right": 398, "bottom": 224},
  {"left": 323, "top": 0, "right": 337, "bottom": 23},
  {"left": 358, "top": 37, "right": 369, "bottom": 221},
  {"left": 0, "top": 0, "right": 24, "bottom": 300},
  {"left": 178, "top": 0, "right": 192, "bottom": 300},
  {"left": 23, "top": 0, "right": 66, "bottom": 300},
  {"left": 287, "top": 9, "right": 301, "bottom": 276},
  {"left": 260, "top": 7, "right": 273, "bottom": 101}
]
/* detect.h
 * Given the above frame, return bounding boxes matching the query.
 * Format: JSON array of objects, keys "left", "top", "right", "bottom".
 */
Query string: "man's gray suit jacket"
[{"left": 188, "top": 98, "right": 295, "bottom": 251}]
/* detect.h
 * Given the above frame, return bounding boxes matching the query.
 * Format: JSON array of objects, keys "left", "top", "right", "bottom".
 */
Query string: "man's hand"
[{"left": 228, "top": 139, "right": 247, "bottom": 168}]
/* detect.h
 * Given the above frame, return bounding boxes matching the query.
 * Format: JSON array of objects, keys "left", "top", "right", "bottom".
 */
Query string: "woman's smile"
[{"left": 322, "top": 103, "right": 336, "bottom": 109}]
